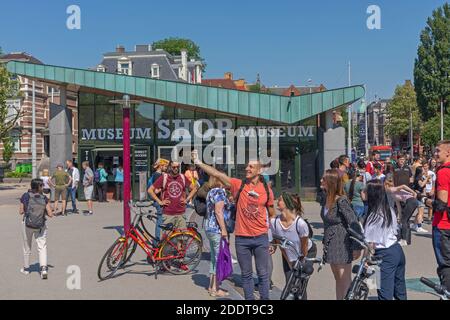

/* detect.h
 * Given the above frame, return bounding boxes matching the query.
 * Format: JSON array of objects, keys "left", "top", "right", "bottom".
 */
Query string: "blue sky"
[{"left": 0, "top": 0, "right": 447, "bottom": 103}]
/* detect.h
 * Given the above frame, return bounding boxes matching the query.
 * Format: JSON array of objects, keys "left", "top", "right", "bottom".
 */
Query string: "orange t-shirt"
[{"left": 230, "top": 178, "right": 274, "bottom": 237}]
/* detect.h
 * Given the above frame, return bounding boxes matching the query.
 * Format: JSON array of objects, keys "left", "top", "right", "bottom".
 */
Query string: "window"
[
  {"left": 118, "top": 58, "right": 132, "bottom": 75},
  {"left": 151, "top": 64, "right": 160, "bottom": 79},
  {"left": 10, "top": 129, "right": 21, "bottom": 152},
  {"left": 6, "top": 99, "right": 20, "bottom": 120}
]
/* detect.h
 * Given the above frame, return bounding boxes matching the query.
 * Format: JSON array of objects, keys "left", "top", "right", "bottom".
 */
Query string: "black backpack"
[{"left": 24, "top": 193, "right": 47, "bottom": 229}]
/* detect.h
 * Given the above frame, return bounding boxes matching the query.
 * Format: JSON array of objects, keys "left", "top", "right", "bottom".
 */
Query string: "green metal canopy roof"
[{"left": 6, "top": 61, "right": 364, "bottom": 124}]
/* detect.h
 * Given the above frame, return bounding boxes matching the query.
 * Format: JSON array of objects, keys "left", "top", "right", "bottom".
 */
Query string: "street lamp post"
[
  {"left": 32, "top": 81, "right": 37, "bottom": 179},
  {"left": 410, "top": 105, "right": 414, "bottom": 160},
  {"left": 109, "top": 95, "right": 140, "bottom": 233}
]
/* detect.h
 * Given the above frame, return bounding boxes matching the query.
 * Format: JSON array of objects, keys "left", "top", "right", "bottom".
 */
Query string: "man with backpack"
[
  {"left": 19, "top": 179, "right": 54, "bottom": 279},
  {"left": 192, "top": 150, "right": 275, "bottom": 300},
  {"left": 148, "top": 161, "right": 198, "bottom": 231},
  {"left": 147, "top": 158, "right": 169, "bottom": 243}
]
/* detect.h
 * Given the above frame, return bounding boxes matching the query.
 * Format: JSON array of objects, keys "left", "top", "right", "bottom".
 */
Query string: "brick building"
[{"left": 0, "top": 53, "right": 78, "bottom": 171}]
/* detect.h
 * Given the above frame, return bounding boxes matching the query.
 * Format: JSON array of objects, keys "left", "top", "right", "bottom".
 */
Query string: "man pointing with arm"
[{"left": 192, "top": 150, "right": 275, "bottom": 300}]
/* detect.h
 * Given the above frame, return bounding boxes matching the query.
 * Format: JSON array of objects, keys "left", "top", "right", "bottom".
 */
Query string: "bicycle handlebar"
[{"left": 420, "top": 277, "right": 450, "bottom": 298}]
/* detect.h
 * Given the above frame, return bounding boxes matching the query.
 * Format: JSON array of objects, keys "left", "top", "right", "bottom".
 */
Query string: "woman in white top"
[
  {"left": 364, "top": 179, "right": 407, "bottom": 300},
  {"left": 40, "top": 169, "right": 51, "bottom": 195},
  {"left": 270, "top": 192, "right": 316, "bottom": 298}
]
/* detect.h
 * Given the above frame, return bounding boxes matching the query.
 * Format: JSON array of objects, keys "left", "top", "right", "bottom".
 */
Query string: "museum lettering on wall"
[{"left": 80, "top": 119, "right": 316, "bottom": 141}]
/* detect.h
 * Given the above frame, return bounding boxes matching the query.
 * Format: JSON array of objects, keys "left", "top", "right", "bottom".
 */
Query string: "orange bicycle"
[{"left": 97, "top": 201, "right": 203, "bottom": 281}]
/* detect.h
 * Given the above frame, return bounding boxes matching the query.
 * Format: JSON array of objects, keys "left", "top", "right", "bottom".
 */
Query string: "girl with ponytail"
[{"left": 270, "top": 192, "right": 317, "bottom": 295}]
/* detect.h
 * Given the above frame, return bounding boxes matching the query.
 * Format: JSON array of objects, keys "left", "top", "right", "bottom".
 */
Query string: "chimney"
[
  {"left": 180, "top": 49, "right": 188, "bottom": 81},
  {"left": 116, "top": 45, "right": 125, "bottom": 53},
  {"left": 224, "top": 72, "right": 233, "bottom": 80}
]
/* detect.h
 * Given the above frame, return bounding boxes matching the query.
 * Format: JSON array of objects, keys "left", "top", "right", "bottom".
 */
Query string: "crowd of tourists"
[{"left": 17, "top": 142, "right": 450, "bottom": 301}]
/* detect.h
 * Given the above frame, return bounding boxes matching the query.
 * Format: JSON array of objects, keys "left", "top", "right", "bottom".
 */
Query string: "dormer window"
[
  {"left": 118, "top": 57, "right": 132, "bottom": 75},
  {"left": 151, "top": 63, "right": 160, "bottom": 79},
  {"left": 97, "top": 65, "right": 106, "bottom": 72}
]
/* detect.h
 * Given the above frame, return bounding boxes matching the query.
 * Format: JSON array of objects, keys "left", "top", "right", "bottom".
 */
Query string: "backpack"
[
  {"left": 24, "top": 193, "right": 47, "bottom": 229},
  {"left": 94, "top": 169, "right": 101, "bottom": 183},
  {"left": 274, "top": 215, "right": 314, "bottom": 240},
  {"left": 233, "top": 175, "right": 271, "bottom": 222}
]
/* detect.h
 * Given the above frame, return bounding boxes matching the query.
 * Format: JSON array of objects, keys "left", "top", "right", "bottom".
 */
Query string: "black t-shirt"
[{"left": 394, "top": 166, "right": 412, "bottom": 187}]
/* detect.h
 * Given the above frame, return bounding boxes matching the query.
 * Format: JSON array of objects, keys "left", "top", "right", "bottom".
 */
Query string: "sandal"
[{"left": 209, "top": 289, "right": 229, "bottom": 297}]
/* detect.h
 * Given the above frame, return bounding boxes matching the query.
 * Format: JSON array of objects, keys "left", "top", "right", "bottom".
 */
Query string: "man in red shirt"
[
  {"left": 366, "top": 151, "right": 384, "bottom": 176},
  {"left": 425, "top": 141, "right": 450, "bottom": 290},
  {"left": 148, "top": 161, "right": 198, "bottom": 230},
  {"left": 192, "top": 150, "right": 275, "bottom": 300}
]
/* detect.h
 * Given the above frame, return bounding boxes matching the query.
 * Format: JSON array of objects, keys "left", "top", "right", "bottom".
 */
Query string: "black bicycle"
[
  {"left": 420, "top": 277, "right": 450, "bottom": 300},
  {"left": 344, "top": 228, "right": 382, "bottom": 300},
  {"left": 272, "top": 234, "right": 323, "bottom": 300}
]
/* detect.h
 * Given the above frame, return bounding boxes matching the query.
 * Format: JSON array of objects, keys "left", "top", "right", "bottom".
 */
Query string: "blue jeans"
[
  {"left": 206, "top": 232, "right": 221, "bottom": 275},
  {"left": 235, "top": 234, "right": 270, "bottom": 300},
  {"left": 153, "top": 202, "right": 163, "bottom": 242},
  {"left": 375, "top": 243, "right": 407, "bottom": 300},
  {"left": 66, "top": 187, "right": 77, "bottom": 211},
  {"left": 432, "top": 226, "right": 445, "bottom": 268},
  {"left": 353, "top": 205, "right": 365, "bottom": 218}
]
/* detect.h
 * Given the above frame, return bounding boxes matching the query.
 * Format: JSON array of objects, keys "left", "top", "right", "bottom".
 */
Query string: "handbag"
[{"left": 216, "top": 238, "right": 233, "bottom": 283}]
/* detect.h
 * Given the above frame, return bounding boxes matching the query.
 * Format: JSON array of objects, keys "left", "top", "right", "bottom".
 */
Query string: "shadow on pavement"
[
  {"left": 103, "top": 226, "right": 124, "bottom": 235},
  {"left": 414, "top": 233, "right": 432, "bottom": 239}
]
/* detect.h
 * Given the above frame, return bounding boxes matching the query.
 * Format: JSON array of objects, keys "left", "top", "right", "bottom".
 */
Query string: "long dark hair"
[
  {"left": 323, "top": 169, "right": 344, "bottom": 210},
  {"left": 414, "top": 166, "right": 424, "bottom": 189},
  {"left": 281, "top": 192, "right": 304, "bottom": 216},
  {"left": 364, "top": 179, "right": 393, "bottom": 229}
]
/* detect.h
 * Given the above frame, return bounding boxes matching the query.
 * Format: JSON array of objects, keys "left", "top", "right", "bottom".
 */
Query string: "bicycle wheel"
[
  {"left": 121, "top": 237, "right": 137, "bottom": 266},
  {"left": 280, "top": 270, "right": 297, "bottom": 300},
  {"left": 344, "top": 278, "right": 360, "bottom": 300},
  {"left": 159, "top": 232, "right": 202, "bottom": 275},
  {"left": 97, "top": 238, "right": 127, "bottom": 281}
]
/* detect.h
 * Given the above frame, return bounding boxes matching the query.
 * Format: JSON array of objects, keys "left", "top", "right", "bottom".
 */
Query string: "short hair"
[
  {"left": 373, "top": 151, "right": 380, "bottom": 156},
  {"left": 421, "top": 159, "right": 429, "bottom": 166},
  {"left": 31, "top": 178, "right": 43, "bottom": 192},
  {"left": 397, "top": 154, "right": 406, "bottom": 160},
  {"left": 338, "top": 155, "right": 349, "bottom": 165},
  {"left": 66, "top": 160, "right": 73, "bottom": 165},
  {"left": 82, "top": 161, "right": 90, "bottom": 167},
  {"left": 437, "top": 140, "right": 450, "bottom": 147}
]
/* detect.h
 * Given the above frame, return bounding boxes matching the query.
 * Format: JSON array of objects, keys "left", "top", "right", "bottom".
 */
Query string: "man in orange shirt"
[{"left": 192, "top": 150, "right": 275, "bottom": 300}]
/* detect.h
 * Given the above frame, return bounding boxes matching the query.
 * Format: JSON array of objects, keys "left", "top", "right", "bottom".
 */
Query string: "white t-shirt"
[
  {"left": 364, "top": 208, "right": 398, "bottom": 249},
  {"left": 424, "top": 170, "right": 436, "bottom": 193},
  {"left": 40, "top": 176, "right": 50, "bottom": 189},
  {"left": 270, "top": 216, "right": 313, "bottom": 262}
]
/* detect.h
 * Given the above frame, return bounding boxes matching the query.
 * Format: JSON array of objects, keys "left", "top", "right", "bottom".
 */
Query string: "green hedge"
[{"left": 5, "top": 171, "right": 30, "bottom": 178}]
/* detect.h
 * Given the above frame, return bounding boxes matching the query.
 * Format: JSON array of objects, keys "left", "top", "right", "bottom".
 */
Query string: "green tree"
[
  {"left": 152, "top": 37, "right": 206, "bottom": 71},
  {"left": 2, "top": 137, "right": 13, "bottom": 163},
  {"left": 413, "top": 3, "right": 450, "bottom": 121},
  {"left": 0, "top": 47, "right": 21, "bottom": 141},
  {"left": 422, "top": 114, "right": 450, "bottom": 147},
  {"left": 385, "top": 82, "right": 420, "bottom": 139}
]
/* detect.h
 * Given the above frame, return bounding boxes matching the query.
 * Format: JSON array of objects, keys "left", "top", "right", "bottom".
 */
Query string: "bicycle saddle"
[
  {"left": 135, "top": 201, "right": 153, "bottom": 207},
  {"left": 160, "top": 223, "right": 174, "bottom": 230}
]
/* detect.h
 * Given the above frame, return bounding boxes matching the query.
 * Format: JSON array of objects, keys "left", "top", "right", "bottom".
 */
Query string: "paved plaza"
[{"left": 0, "top": 183, "right": 440, "bottom": 300}]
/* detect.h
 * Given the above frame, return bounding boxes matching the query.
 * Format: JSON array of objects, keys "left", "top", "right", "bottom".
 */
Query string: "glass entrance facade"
[{"left": 78, "top": 92, "right": 319, "bottom": 199}]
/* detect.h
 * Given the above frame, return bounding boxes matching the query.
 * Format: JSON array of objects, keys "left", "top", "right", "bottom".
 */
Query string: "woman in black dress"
[{"left": 320, "top": 169, "right": 363, "bottom": 300}]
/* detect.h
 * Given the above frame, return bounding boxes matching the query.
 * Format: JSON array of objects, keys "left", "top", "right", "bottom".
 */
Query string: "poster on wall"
[{"left": 134, "top": 149, "right": 149, "bottom": 172}]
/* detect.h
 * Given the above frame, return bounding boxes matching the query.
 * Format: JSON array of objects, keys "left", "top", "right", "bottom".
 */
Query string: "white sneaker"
[
  {"left": 232, "top": 257, "right": 238, "bottom": 264},
  {"left": 20, "top": 268, "right": 30, "bottom": 275},
  {"left": 416, "top": 227, "right": 428, "bottom": 233},
  {"left": 398, "top": 240, "right": 408, "bottom": 247}
]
